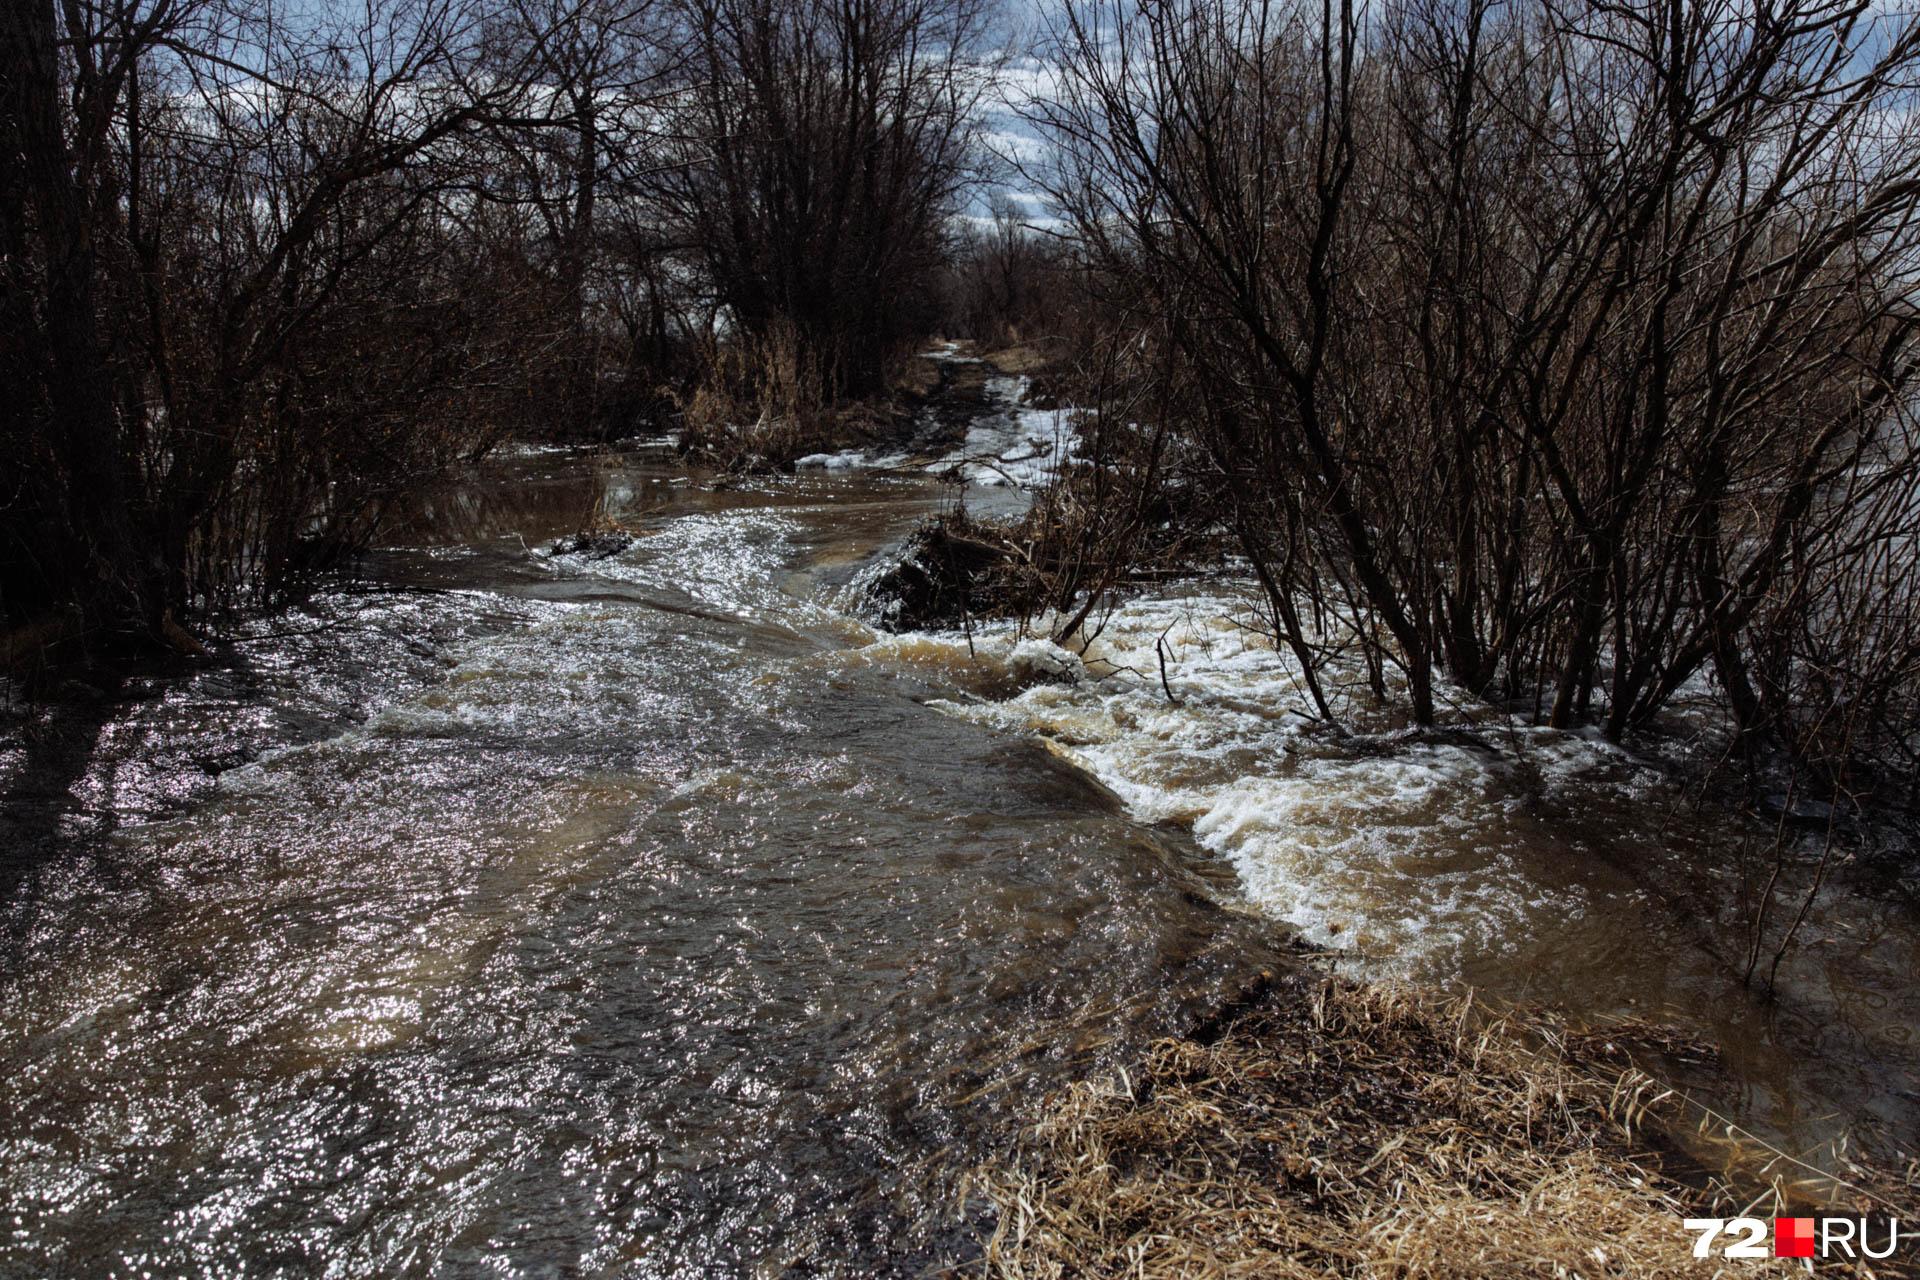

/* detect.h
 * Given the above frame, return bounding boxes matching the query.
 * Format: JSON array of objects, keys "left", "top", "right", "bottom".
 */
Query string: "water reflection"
[
  {"left": 4, "top": 427, "right": 1916, "bottom": 1278},
  {"left": 0, "top": 451, "right": 1280, "bottom": 1276}
]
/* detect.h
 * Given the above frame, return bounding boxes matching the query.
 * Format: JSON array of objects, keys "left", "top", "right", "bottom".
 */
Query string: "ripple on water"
[
  {"left": 0, "top": 477, "right": 1284, "bottom": 1277},
  {"left": 5, "top": 439, "right": 1916, "bottom": 1275}
]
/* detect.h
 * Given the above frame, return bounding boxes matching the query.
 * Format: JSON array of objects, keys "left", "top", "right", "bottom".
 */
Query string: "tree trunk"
[{"left": 1, "top": 0, "right": 153, "bottom": 641}]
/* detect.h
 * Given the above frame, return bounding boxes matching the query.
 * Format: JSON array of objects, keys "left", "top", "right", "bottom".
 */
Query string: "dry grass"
[
  {"left": 966, "top": 978, "right": 1818, "bottom": 1279},
  {"left": 677, "top": 329, "right": 945, "bottom": 470},
  {"left": 984, "top": 344, "right": 1053, "bottom": 376},
  {"left": 677, "top": 325, "right": 830, "bottom": 468}
]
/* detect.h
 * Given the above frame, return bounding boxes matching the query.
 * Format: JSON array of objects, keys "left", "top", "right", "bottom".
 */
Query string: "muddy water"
[
  {"left": 0, "top": 449, "right": 1286, "bottom": 1276},
  {"left": 927, "top": 598, "right": 1920, "bottom": 1174},
  {"left": 2, "top": 379, "right": 1916, "bottom": 1277}
]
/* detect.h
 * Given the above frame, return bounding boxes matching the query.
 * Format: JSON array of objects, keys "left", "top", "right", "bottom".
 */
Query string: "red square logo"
[{"left": 1775, "top": 1217, "right": 1816, "bottom": 1258}]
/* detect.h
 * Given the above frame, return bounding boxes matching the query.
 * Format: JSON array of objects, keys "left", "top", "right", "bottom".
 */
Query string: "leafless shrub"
[
  {"left": 1020, "top": 0, "right": 1920, "bottom": 798},
  {"left": 642, "top": 0, "right": 996, "bottom": 432},
  {"left": 0, "top": 0, "right": 692, "bottom": 637}
]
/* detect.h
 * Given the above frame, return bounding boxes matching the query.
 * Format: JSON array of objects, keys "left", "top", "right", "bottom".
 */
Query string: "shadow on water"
[{"left": 1, "top": 684, "right": 129, "bottom": 921}]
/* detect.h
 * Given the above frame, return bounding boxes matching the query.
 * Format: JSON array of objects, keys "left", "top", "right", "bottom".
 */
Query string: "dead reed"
[{"left": 966, "top": 977, "right": 1843, "bottom": 1278}]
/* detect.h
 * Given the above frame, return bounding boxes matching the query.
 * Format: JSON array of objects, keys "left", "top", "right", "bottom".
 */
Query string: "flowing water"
[
  {"left": 0, "top": 431, "right": 1285, "bottom": 1277},
  {"left": 2, "top": 367, "right": 1917, "bottom": 1277}
]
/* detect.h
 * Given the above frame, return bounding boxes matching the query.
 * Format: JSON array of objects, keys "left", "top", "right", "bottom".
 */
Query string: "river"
[{"left": 2, "top": 363, "right": 1916, "bottom": 1276}]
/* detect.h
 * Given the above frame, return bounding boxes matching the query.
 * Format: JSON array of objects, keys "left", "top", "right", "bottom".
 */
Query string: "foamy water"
[
  {"left": 3, "top": 401, "right": 1912, "bottom": 1278},
  {"left": 868, "top": 590, "right": 1675, "bottom": 972},
  {"left": 856, "top": 575, "right": 1920, "bottom": 1175},
  {"left": 0, "top": 448, "right": 1287, "bottom": 1277}
]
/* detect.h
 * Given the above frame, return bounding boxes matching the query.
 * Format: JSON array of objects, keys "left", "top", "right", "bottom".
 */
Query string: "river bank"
[{"left": 971, "top": 975, "right": 1835, "bottom": 1280}]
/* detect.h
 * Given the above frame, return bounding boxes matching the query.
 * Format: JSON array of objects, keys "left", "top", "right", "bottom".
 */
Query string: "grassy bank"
[{"left": 966, "top": 974, "right": 1913, "bottom": 1278}]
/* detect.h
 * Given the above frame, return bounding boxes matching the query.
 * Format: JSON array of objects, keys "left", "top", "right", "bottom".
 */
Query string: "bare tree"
[
  {"left": 650, "top": 0, "right": 997, "bottom": 409},
  {"left": 1022, "top": 0, "right": 1920, "bottom": 791},
  {"left": 486, "top": 0, "right": 677, "bottom": 435},
  {"left": 1, "top": 0, "right": 630, "bottom": 639}
]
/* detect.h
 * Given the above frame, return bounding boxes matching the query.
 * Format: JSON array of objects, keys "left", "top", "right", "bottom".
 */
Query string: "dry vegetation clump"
[
  {"left": 863, "top": 449, "right": 1235, "bottom": 636},
  {"left": 864, "top": 510, "right": 1047, "bottom": 631},
  {"left": 983, "top": 345, "right": 1054, "bottom": 378},
  {"left": 676, "top": 326, "right": 835, "bottom": 468},
  {"left": 969, "top": 978, "right": 1810, "bottom": 1279},
  {"left": 895, "top": 351, "right": 948, "bottom": 400},
  {"left": 676, "top": 330, "right": 953, "bottom": 471}
]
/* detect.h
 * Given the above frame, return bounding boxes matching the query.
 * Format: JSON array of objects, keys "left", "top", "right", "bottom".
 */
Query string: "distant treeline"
[{"left": 1, "top": 0, "right": 999, "bottom": 644}]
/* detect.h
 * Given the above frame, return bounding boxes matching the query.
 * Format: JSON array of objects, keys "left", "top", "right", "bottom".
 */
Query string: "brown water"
[
  {"left": 0, "top": 444, "right": 1287, "bottom": 1276},
  {"left": 2, "top": 388, "right": 1917, "bottom": 1277},
  {"left": 911, "top": 590, "right": 1920, "bottom": 1177}
]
